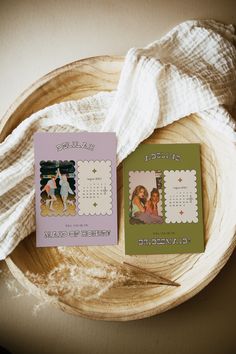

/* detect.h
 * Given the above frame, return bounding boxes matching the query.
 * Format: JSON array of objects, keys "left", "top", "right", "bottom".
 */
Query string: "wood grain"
[{"left": 1, "top": 56, "right": 236, "bottom": 321}]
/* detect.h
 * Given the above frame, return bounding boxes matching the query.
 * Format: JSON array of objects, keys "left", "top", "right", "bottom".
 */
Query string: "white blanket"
[{"left": 0, "top": 19, "right": 235, "bottom": 260}]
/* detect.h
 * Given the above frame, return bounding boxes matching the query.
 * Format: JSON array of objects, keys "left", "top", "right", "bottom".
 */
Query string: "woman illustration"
[
  {"left": 42, "top": 173, "right": 58, "bottom": 211},
  {"left": 145, "top": 188, "right": 163, "bottom": 224},
  {"left": 57, "top": 168, "right": 75, "bottom": 211},
  {"left": 130, "top": 185, "right": 148, "bottom": 223}
]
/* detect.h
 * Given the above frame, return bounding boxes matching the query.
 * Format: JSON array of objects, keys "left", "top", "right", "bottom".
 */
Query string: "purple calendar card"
[{"left": 33, "top": 132, "right": 118, "bottom": 247}]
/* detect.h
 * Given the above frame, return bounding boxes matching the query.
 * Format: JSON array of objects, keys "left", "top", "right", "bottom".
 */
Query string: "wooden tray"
[{"left": 1, "top": 56, "right": 236, "bottom": 321}]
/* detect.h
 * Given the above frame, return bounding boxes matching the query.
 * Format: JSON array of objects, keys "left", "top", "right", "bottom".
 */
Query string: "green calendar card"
[{"left": 123, "top": 144, "right": 205, "bottom": 255}]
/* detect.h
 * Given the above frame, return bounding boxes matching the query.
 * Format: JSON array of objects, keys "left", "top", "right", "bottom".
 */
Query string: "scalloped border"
[
  {"left": 77, "top": 160, "right": 112, "bottom": 216},
  {"left": 40, "top": 160, "right": 76, "bottom": 217},
  {"left": 163, "top": 169, "right": 198, "bottom": 223}
]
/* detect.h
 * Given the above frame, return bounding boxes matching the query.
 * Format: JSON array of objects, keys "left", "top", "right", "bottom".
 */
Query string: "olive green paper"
[{"left": 123, "top": 144, "right": 205, "bottom": 255}]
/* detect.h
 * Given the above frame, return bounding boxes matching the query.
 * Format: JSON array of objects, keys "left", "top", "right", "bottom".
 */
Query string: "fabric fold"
[{"left": 100, "top": 20, "right": 236, "bottom": 165}]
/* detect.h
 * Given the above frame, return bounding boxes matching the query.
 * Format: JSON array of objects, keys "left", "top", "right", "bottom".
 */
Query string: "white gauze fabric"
[{"left": 0, "top": 19, "right": 236, "bottom": 260}]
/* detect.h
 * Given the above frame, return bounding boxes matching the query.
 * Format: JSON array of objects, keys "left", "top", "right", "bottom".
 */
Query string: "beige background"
[{"left": 0, "top": 1, "right": 235, "bottom": 353}]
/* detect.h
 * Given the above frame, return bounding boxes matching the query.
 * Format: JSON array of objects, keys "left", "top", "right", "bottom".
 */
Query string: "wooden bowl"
[{"left": 1, "top": 56, "right": 236, "bottom": 321}]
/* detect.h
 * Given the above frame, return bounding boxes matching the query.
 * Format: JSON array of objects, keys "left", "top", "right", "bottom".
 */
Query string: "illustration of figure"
[
  {"left": 129, "top": 185, "right": 148, "bottom": 224},
  {"left": 130, "top": 185, "right": 163, "bottom": 224},
  {"left": 42, "top": 171, "right": 59, "bottom": 211},
  {"left": 57, "top": 168, "right": 75, "bottom": 211},
  {"left": 145, "top": 188, "right": 163, "bottom": 224}
]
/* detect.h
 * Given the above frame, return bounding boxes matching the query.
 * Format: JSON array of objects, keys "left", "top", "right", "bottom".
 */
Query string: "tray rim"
[
  {"left": 1, "top": 55, "right": 236, "bottom": 321},
  {"left": 0, "top": 55, "right": 124, "bottom": 141},
  {"left": 5, "top": 239, "right": 236, "bottom": 321}
]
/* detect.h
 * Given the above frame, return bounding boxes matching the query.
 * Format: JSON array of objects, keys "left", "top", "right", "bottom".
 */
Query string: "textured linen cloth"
[{"left": 0, "top": 19, "right": 236, "bottom": 260}]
